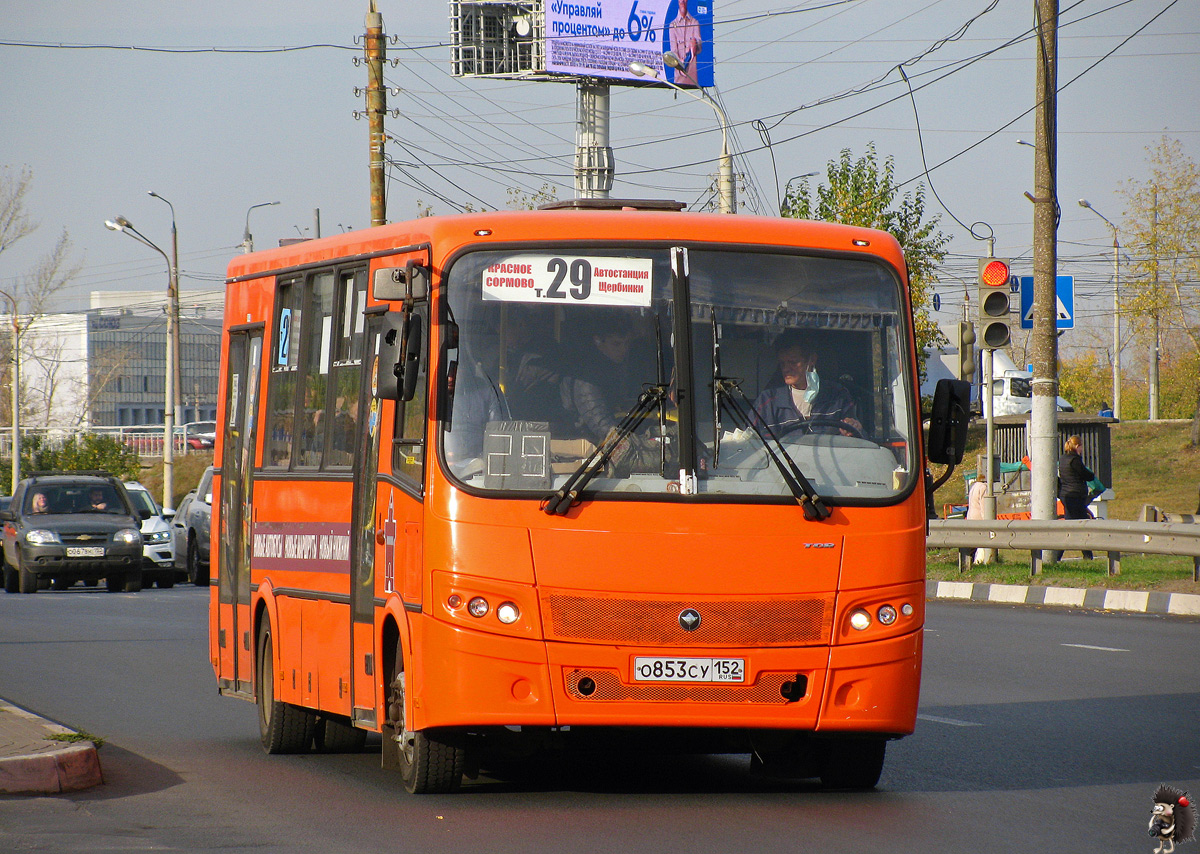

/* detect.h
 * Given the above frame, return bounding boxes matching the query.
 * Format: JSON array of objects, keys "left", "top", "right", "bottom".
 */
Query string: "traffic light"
[
  {"left": 957, "top": 321, "right": 976, "bottom": 381},
  {"left": 977, "top": 257, "right": 1012, "bottom": 349}
]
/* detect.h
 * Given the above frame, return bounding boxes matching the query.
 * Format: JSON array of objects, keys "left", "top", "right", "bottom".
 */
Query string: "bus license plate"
[
  {"left": 66, "top": 547, "right": 105, "bottom": 558},
  {"left": 633, "top": 657, "right": 745, "bottom": 683}
]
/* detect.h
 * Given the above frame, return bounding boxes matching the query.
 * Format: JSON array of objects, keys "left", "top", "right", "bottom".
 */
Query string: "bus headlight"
[
  {"left": 467, "top": 596, "right": 489, "bottom": 618},
  {"left": 877, "top": 604, "right": 898, "bottom": 626},
  {"left": 849, "top": 609, "right": 872, "bottom": 631},
  {"left": 496, "top": 602, "right": 520, "bottom": 624}
]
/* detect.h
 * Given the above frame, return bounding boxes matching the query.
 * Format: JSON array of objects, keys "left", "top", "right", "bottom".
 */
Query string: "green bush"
[{"left": 1, "top": 433, "right": 142, "bottom": 492}]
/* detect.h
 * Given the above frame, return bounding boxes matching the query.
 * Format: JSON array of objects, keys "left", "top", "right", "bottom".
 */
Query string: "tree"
[
  {"left": 1119, "top": 136, "right": 1200, "bottom": 445},
  {"left": 0, "top": 166, "right": 80, "bottom": 428},
  {"left": 780, "top": 144, "right": 951, "bottom": 374}
]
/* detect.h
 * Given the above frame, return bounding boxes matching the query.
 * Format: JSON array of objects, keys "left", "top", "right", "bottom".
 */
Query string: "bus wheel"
[
  {"left": 817, "top": 737, "right": 886, "bottom": 790},
  {"left": 383, "top": 639, "right": 466, "bottom": 794},
  {"left": 256, "top": 620, "right": 315, "bottom": 754},
  {"left": 316, "top": 715, "right": 368, "bottom": 753}
]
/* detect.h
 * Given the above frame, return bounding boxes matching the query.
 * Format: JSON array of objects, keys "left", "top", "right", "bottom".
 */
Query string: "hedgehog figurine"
[{"left": 1150, "top": 785, "right": 1197, "bottom": 854}]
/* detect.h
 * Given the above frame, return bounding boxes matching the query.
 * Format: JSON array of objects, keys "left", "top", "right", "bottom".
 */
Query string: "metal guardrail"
[{"left": 927, "top": 518, "right": 1200, "bottom": 580}]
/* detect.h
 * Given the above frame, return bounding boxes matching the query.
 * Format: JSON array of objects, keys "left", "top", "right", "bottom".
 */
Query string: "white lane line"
[
  {"left": 917, "top": 714, "right": 982, "bottom": 727},
  {"left": 1061, "top": 643, "right": 1130, "bottom": 652}
]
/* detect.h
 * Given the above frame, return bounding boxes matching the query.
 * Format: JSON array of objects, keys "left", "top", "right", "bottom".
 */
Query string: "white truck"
[{"left": 923, "top": 336, "right": 1073, "bottom": 417}]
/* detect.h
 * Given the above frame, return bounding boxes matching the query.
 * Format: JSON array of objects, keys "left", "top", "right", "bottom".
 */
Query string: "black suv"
[{"left": 1, "top": 473, "right": 144, "bottom": 594}]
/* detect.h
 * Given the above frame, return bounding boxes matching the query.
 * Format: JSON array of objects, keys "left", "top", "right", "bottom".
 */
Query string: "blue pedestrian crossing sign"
[{"left": 1018, "top": 275, "right": 1074, "bottom": 330}]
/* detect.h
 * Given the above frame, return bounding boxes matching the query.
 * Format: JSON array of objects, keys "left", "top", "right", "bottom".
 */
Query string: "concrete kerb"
[
  {"left": 0, "top": 699, "right": 103, "bottom": 795},
  {"left": 927, "top": 580, "right": 1200, "bottom": 617}
]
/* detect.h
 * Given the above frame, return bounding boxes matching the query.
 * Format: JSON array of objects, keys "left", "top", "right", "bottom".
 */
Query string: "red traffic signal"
[{"left": 978, "top": 258, "right": 1010, "bottom": 288}]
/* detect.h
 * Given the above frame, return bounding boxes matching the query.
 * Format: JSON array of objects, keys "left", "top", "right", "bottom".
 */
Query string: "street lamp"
[
  {"left": 629, "top": 53, "right": 735, "bottom": 214},
  {"left": 148, "top": 191, "right": 184, "bottom": 434},
  {"left": 1078, "top": 198, "right": 1122, "bottom": 421},
  {"left": 105, "top": 215, "right": 176, "bottom": 513},
  {"left": 242, "top": 201, "right": 281, "bottom": 253}
]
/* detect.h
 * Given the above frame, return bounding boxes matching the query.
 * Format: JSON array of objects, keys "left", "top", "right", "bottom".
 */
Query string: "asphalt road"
[{"left": 1, "top": 587, "right": 1197, "bottom": 853}]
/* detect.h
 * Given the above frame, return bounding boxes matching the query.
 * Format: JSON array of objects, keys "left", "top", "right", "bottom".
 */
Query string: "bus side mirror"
[
  {"left": 927, "top": 378, "right": 971, "bottom": 465},
  {"left": 378, "top": 312, "right": 406, "bottom": 400},
  {"left": 378, "top": 311, "right": 424, "bottom": 402},
  {"left": 373, "top": 261, "right": 430, "bottom": 302},
  {"left": 400, "top": 314, "right": 423, "bottom": 402}
]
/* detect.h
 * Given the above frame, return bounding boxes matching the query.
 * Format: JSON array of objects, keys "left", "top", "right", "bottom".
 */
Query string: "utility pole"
[
  {"left": 365, "top": 2, "right": 387, "bottom": 227},
  {"left": 1029, "top": 0, "right": 1060, "bottom": 535},
  {"left": 1149, "top": 187, "right": 1161, "bottom": 420},
  {"left": 8, "top": 305, "right": 19, "bottom": 491}
]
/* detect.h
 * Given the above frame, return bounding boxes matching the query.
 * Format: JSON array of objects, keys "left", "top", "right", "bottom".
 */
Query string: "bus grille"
[
  {"left": 565, "top": 669, "right": 808, "bottom": 704},
  {"left": 543, "top": 594, "right": 833, "bottom": 646}
]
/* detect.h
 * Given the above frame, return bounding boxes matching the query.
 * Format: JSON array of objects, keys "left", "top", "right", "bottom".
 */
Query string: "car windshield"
[
  {"left": 25, "top": 483, "right": 129, "bottom": 515},
  {"left": 126, "top": 489, "right": 159, "bottom": 517},
  {"left": 440, "top": 245, "right": 916, "bottom": 502}
]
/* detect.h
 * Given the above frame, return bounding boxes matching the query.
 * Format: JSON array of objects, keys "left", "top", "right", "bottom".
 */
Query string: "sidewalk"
[
  {"left": 927, "top": 579, "right": 1200, "bottom": 616},
  {"left": 0, "top": 699, "right": 103, "bottom": 795}
]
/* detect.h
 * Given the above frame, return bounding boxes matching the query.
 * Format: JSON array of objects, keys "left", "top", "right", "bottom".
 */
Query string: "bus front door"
[
  {"left": 349, "top": 316, "right": 385, "bottom": 725},
  {"left": 218, "top": 329, "right": 263, "bottom": 695}
]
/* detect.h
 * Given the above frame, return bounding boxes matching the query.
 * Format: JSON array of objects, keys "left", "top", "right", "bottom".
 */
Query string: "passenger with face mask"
[{"left": 751, "top": 329, "right": 862, "bottom": 438}]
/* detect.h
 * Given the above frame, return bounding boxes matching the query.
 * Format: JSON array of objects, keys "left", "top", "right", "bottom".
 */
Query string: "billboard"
[{"left": 545, "top": 0, "right": 715, "bottom": 86}]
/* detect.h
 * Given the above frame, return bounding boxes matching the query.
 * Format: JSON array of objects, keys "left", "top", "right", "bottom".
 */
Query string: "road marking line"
[
  {"left": 1061, "top": 643, "right": 1129, "bottom": 652},
  {"left": 917, "top": 714, "right": 982, "bottom": 727}
]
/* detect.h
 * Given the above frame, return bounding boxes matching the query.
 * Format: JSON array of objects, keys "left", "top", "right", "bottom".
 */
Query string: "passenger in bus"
[
  {"left": 443, "top": 358, "right": 508, "bottom": 473},
  {"left": 500, "top": 307, "right": 574, "bottom": 429},
  {"left": 751, "top": 329, "right": 862, "bottom": 437},
  {"left": 562, "top": 311, "right": 644, "bottom": 444}
]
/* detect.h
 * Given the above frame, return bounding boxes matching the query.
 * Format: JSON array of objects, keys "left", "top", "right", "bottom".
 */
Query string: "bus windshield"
[{"left": 441, "top": 245, "right": 916, "bottom": 501}]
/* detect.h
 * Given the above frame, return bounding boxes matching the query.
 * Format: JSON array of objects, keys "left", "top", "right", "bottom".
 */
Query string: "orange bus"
[{"left": 210, "top": 200, "right": 967, "bottom": 793}]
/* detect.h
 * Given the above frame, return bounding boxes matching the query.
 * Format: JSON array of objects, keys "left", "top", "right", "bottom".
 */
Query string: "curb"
[
  {"left": 0, "top": 700, "right": 103, "bottom": 795},
  {"left": 927, "top": 580, "right": 1200, "bottom": 617}
]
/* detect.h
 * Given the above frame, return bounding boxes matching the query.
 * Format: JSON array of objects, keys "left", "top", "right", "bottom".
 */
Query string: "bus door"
[
  {"left": 350, "top": 313, "right": 386, "bottom": 725},
  {"left": 218, "top": 328, "right": 263, "bottom": 695}
]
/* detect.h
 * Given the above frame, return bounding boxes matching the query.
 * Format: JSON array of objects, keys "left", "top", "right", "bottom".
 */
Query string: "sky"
[{"left": 2, "top": 0, "right": 1197, "bottom": 364}]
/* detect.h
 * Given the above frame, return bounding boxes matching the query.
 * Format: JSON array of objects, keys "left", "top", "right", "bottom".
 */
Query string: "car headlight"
[
  {"left": 146, "top": 530, "right": 171, "bottom": 543},
  {"left": 114, "top": 528, "right": 143, "bottom": 545},
  {"left": 25, "top": 529, "right": 61, "bottom": 545}
]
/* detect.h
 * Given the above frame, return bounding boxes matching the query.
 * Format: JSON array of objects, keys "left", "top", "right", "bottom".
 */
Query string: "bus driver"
[{"left": 752, "top": 329, "right": 862, "bottom": 438}]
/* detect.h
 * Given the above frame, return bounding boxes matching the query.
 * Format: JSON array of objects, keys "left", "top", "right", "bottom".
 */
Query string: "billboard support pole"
[{"left": 575, "top": 80, "right": 614, "bottom": 199}]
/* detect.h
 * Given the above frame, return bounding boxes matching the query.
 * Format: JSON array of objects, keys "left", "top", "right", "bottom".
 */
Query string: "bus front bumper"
[{"left": 411, "top": 616, "right": 921, "bottom": 737}]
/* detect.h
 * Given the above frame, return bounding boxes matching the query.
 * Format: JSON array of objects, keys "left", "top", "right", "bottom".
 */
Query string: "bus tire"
[
  {"left": 257, "top": 620, "right": 315, "bottom": 754},
  {"left": 817, "top": 737, "right": 886, "bottom": 790},
  {"left": 316, "top": 715, "right": 368, "bottom": 753},
  {"left": 383, "top": 638, "right": 466, "bottom": 794}
]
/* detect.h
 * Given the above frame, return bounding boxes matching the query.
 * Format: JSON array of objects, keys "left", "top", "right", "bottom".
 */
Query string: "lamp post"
[
  {"left": 242, "top": 201, "right": 281, "bottom": 253},
  {"left": 105, "top": 215, "right": 176, "bottom": 512},
  {"left": 1078, "top": 199, "right": 1121, "bottom": 420},
  {"left": 780, "top": 171, "right": 819, "bottom": 215},
  {"left": 629, "top": 53, "right": 735, "bottom": 214},
  {"left": 148, "top": 192, "right": 184, "bottom": 433}
]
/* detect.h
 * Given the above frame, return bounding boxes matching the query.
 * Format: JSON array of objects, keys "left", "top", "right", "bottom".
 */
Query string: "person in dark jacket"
[
  {"left": 1048, "top": 434, "right": 1095, "bottom": 562},
  {"left": 751, "top": 329, "right": 861, "bottom": 438}
]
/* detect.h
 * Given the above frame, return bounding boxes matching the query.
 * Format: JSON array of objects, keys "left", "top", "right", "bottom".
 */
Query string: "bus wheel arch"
[{"left": 380, "top": 627, "right": 467, "bottom": 793}]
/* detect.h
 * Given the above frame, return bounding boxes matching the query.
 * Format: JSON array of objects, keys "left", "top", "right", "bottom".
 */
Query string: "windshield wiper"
[
  {"left": 542, "top": 384, "right": 669, "bottom": 516},
  {"left": 712, "top": 376, "right": 832, "bottom": 522}
]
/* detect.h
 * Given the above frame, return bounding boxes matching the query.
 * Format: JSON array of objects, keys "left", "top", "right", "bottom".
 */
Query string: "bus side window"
[
  {"left": 267, "top": 276, "right": 303, "bottom": 469},
  {"left": 393, "top": 302, "right": 428, "bottom": 490},
  {"left": 296, "top": 271, "right": 335, "bottom": 468}
]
